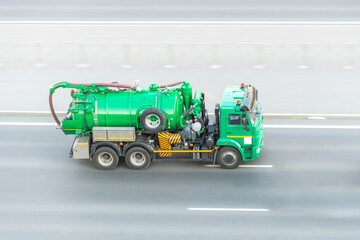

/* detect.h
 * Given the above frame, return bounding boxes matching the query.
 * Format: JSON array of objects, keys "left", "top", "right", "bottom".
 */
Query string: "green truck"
[{"left": 49, "top": 81, "right": 263, "bottom": 170}]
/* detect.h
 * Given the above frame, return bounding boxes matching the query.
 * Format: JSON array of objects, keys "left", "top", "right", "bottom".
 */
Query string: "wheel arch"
[
  {"left": 216, "top": 138, "right": 245, "bottom": 160},
  {"left": 90, "top": 141, "right": 122, "bottom": 158},
  {"left": 123, "top": 142, "right": 153, "bottom": 158}
]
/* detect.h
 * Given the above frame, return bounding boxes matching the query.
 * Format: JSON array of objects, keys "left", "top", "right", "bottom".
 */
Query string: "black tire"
[
  {"left": 92, "top": 146, "right": 119, "bottom": 170},
  {"left": 125, "top": 147, "right": 152, "bottom": 170},
  {"left": 216, "top": 147, "right": 243, "bottom": 169},
  {"left": 140, "top": 108, "right": 166, "bottom": 133}
]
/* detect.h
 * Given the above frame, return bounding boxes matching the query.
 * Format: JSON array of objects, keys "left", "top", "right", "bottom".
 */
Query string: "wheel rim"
[
  {"left": 223, "top": 152, "right": 237, "bottom": 165},
  {"left": 145, "top": 114, "right": 160, "bottom": 129},
  {"left": 130, "top": 152, "right": 146, "bottom": 166},
  {"left": 98, "top": 152, "right": 114, "bottom": 167}
]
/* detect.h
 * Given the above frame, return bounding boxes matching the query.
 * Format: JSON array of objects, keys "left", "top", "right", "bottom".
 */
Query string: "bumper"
[{"left": 249, "top": 133, "right": 264, "bottom": 160}]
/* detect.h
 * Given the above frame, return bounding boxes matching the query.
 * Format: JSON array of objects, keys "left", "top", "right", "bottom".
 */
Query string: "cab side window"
[{"left": 229, "top": 114, "right": 241, "bottom": 125}]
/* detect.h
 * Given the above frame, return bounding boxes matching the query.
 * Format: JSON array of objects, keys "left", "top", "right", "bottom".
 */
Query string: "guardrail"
[{"left": 0, "top": 42, "right": 359, "bottom": 68}]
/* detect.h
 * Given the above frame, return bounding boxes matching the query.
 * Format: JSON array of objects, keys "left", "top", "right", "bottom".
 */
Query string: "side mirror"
[
  {"left": 242, "top": 115, "right": 250, "bottom": 131},
  {"left": 240, "top": 105, "right": 250, "bottom": 112}
]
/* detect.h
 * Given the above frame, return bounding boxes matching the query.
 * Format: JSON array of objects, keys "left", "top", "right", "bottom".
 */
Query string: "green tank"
[{"left": 49, "top": 81, "right": 203, "bottom": 135}]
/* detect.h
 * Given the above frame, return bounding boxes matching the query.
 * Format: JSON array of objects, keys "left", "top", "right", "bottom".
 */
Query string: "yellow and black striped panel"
[
  {"left": 169, "top": 133, "right": 181, "bottom": 144},
  {"left": 157, "top": 132, "right": 182, "bottom": 158},
  {"left": 158, "top": 132, "right": 171, "bottom": 150},
  {"left": 158, "top": 132, "right": 169, "bottom": 139},
  {"left": 158, "top": 132, "right": 172, "bottom": 157},
  {"left": 159, "top": 152, "right": 172, "bottom": 157}
]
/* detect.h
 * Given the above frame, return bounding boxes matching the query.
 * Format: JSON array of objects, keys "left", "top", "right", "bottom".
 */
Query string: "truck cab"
[{"left": 215, "top": 85, "right": 264, "bottom": 168}]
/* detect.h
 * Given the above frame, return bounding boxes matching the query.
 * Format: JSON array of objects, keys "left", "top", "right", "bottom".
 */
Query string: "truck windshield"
[{"left": 247, "top": 88, "right": 258, "bottom": 123}]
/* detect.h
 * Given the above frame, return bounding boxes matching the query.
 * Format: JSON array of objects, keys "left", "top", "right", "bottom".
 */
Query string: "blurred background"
[
  {"left": 1, "top": 1, "right": 360, "bottom": 240},
  {"left": 1, "top": 0, "right": 360, "bottom": 113}
]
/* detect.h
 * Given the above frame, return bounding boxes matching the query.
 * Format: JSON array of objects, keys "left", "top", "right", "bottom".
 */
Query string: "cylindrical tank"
[
  {"left": 181, "top": 82, "right": 192, "bottom": 119},
  {"left": 62, "top": 86, "right": 185, "bottom": 134}
]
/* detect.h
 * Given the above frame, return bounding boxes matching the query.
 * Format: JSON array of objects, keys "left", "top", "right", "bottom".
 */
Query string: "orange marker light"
[
  {"left": 241, "top": 83, "right": 245, "bottom": 88},
  {"left": 71, "top": 89, "right": 75, "bottom": 94},
  {"left": 236, "top": 100, "right": 241, "bottom": 105},
  {"left": 190, "top": 143, "right": 194, "bottom": 147}
]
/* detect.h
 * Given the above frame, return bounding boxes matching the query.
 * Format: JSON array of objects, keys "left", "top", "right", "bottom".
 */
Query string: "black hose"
[
  {"left": 49, "top": 91, "right": 61, "bottom": 126},
  {"left": 69, "top": 135, "right": 79, "bottom": 158},
  {"left": 181, "top": 105, "right": 195, "bottom": 118}
]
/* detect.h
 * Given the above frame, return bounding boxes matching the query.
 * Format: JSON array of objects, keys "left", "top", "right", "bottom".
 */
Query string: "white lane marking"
[
  {"left": 204, "top": 164, "right": 273, "bottom": 168},
  {"left": 187, "top": 208, "right": 269, "bottom": 212},
  {"left": 0, "top": 122, "right": 56, "bottom": 126},
  {"left": 307, "top": 116, "right": 326, "bottom": 120},
  {"left": 1, "top": 21, "right": 360, "bottom": 26},
  {"left": 264, "top": 125, "right": 360, "bottom": 129}
]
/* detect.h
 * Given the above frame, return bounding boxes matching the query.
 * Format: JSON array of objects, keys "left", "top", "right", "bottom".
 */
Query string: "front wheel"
[
  {"left": 125, "top": 147, "right": 152, "bottom": 170},
  {"left": 92, "top": 146, "right": 119, "bottom": 170},
  {"left": 216, "top": 147, "right": 243, "bottom": 169}
]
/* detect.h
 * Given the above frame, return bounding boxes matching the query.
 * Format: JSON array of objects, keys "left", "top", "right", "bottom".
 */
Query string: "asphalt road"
[{"left": 0, "top": 118, "right": 359, "bottom": 239}]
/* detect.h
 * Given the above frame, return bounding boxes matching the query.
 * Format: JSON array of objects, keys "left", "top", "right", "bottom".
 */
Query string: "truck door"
[{"left": 226, "top": 113, "right": 253, "bottom": 146}]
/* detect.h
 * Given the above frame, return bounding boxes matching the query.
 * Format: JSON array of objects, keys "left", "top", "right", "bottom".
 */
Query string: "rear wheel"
[
  {"left": 93, "top": 146, "right": 119, "bottom": 170},
  {"left": 216, "top": 147, "right": 243, "bottom": 169},
  {"left": 125, "top": 147, "right": 152, "bottom": 170}
]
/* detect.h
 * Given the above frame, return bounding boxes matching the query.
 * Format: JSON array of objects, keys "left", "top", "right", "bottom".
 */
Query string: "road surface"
[{"left": 0, "top": 117, "right": 359, "bottom": 239}]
